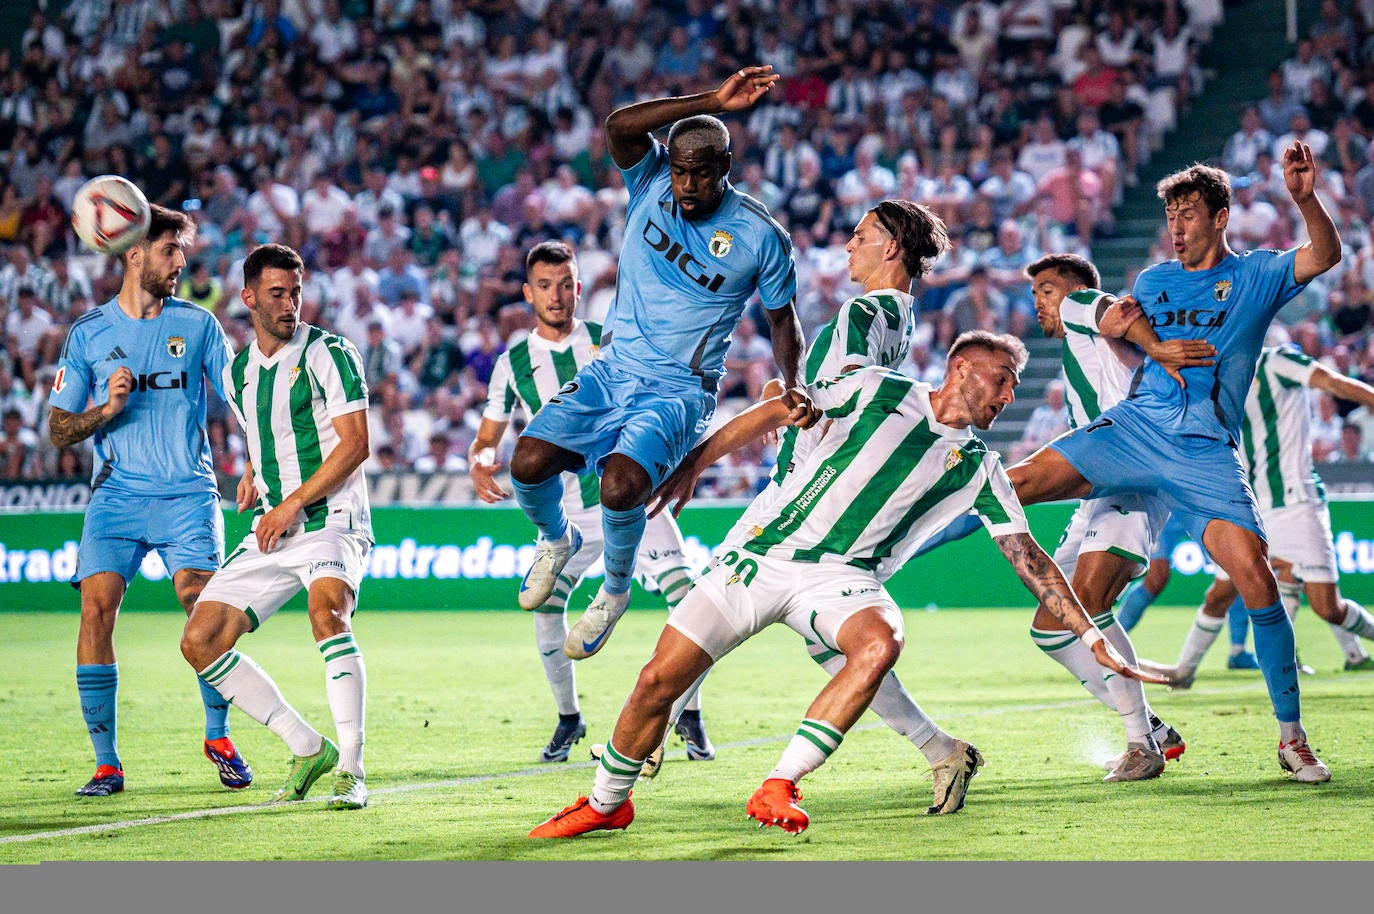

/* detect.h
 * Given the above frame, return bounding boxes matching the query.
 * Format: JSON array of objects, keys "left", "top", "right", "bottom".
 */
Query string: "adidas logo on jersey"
[
  {"left": 104, "top": 346, "right": 129, "bottom": 361},
  {"left": 1152, "top": 292, "right": 1169, "bottom": 305}
]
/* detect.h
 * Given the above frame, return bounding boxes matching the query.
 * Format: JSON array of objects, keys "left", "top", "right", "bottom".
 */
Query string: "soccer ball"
[{"left": 70, "top": 175, "right": 151, "bottom": 256}]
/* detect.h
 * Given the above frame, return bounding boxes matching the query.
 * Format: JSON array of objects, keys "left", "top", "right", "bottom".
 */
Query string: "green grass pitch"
[{"left": 3, "top": 605, "right": 1373, "bottom": 861}]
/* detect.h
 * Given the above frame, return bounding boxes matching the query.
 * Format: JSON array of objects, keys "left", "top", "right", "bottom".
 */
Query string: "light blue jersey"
[
  {"left": 1128, "top": 249, "right": 1307, "bottom": 444},
  {"left": 605, "top": 138, "right": 797, "bottom": 390},
  {"left": 50, "top": 297, "right": 232, "bottom": 497}
]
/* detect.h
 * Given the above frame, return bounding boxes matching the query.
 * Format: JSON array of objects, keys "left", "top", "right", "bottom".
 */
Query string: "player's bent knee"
[
  {"left": 847, "top": 635, "right": 903, "bottom": 679},
  {"left": 632, "top": 660, "right": 695, "bottom": 709},
  {"left": 600, "top": 463, "right": 652, "bottom": 512},
  {"left": 510, "top": 437, "right": 569, "bottom": 485},
  {"left": 181, "top": 603, "right": 247, "bottom": 668}
]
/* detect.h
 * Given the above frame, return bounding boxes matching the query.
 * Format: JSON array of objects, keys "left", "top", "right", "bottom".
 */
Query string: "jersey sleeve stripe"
[{"left": 323, "top": 335, "right": 367, "bottom": 402}]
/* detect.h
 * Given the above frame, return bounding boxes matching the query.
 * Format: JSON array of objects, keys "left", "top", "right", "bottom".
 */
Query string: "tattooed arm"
[
  {"left": 49, "top": 366, "right": 134, "bottom": 448},
  {"left": 993, "top": 531, "right": 1167, "bottom": 682}
]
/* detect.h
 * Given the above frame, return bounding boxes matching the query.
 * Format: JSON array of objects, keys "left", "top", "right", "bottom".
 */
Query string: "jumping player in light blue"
[
  {"left": 510, "top": 65, "right": 812, "bottom": 661},
  {"left": 49, "top": 202, "right": 248, "bottom": 797},
  {"left": 1007, "top": 143, "right": 1341, "bottom": 783}
]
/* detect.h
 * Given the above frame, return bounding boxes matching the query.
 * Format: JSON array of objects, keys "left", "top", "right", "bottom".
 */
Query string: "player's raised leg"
[
  {"left": 510, "top": 436, "right": 585, "bottom": 611},
  {"left": 564, "top": 454, "right": 653, "bottom": 659}
]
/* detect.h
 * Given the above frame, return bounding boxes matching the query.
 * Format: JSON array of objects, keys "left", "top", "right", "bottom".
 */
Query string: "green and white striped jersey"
[
  {"left": 773, "top": 289, "right": 914, "bottom": 484},
  {"left": 483, "top": 320, "right": 603, "bottom": 510},
  {"left": 1057, "top": 288, "right": 1142, "bottom": 429},
  {"left": 1241, "top": 345, "right": 1323, "bottom": 510},
  {"left": 734, "top": 366, "right": 1028, "bottom": 581},
  {"left": 224, "top": 323, "right": 372, "bottom": 537}
]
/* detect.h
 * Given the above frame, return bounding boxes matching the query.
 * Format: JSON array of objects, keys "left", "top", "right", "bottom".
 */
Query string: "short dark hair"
[
  {"left": 947, "top": 330, "right": 1029, "bottom": 374},
  {"left": 1157, "top": 163, "right": 1231, "bottom": 216},
  {"left": 140, "top": 202, "right": 195, "bottom": 249},
  {"left": 870, "top": 199, "right": 951, "bottom": 281},
  {"left": 242, "top": 243, "right": 305, "bottom": 287},
  {"left": 1025, "top": 253, "right": 1101, "bottom": 290},
  {"left": 525, "top": 239, "right": 576, "bottom": 273}
]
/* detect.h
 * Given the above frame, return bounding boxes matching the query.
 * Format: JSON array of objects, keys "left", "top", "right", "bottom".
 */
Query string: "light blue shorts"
[
  {"left": 521, "top": 358, "right": 715, "bottom": 490},
  {"left": 1049, "top": 400, "right": 1264, "bottom": 546},
  {"left": 1150, "top": 512, "right": 1193, "bottom": 562},
  {"left": 75, "top": 489, "right": 225, "bottom": 585}
]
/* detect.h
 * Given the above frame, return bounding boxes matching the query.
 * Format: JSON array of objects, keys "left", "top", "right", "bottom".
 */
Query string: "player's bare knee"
[
  {"left": 632, "top": 660, "right": 689, "bottom": 711},
  {"left": 510, "top": 438, "right": 564, "bottom": 484},
  {"left": 600, "top": 466, "right": 651, "bottom": 512},
  {"left": 848, "top": 634, "right": 903, "bottom": 680}
]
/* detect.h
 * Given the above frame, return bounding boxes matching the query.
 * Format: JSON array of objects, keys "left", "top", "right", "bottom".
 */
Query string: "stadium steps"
[{"left": 1092, "top": 0, "right": 1325, "bottom": 291}]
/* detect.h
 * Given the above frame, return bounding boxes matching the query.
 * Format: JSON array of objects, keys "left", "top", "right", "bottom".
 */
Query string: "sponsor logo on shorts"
[
  {"left": 310, "top": 559, "right": 348, "bottom": 574},
  {"left": 840, "top": 586, "right": 880, "bottom": 597}
]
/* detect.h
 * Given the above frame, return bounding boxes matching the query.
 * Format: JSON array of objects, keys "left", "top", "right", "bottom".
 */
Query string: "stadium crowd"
[{"left": 2, "top": 0, "right": 1372, "bottom": 500}]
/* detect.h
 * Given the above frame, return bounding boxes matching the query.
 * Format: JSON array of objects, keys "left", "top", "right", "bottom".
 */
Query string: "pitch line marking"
[{"left": 0, "top": 681, "right": 1274, "bottom": 847}]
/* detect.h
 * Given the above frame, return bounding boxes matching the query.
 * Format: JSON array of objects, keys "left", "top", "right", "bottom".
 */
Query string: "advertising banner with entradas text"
[{"left": 3, "top": 501, "right": 1373, "bottom": 612}]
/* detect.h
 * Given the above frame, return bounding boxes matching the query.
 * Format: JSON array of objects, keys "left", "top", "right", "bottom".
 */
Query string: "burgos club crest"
[
  {"left": 1213, "top": 280, "right": 1232, "bottom": 302},
  {"left": 709, "top": 230, "right": 733, "bottom": 258},
  {"left": 166, "top": 336, "right": 186, "bottom": 358}
]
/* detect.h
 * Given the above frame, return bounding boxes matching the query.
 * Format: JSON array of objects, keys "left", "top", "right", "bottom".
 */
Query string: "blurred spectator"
[
  {"left": 1328, "top": 422, "right": 1373, "bottom": 463},
  {"left": 940, "top": 264, "right": 1006, "bottom": 345},
  {"left": 978, "top": 148, "right": 1036, "bottom": 223},
  {"left": 1312, "top": 391, "right": 1345, "bottom": 462},
  {"left": 414, "top": 430, "right": 467, "bottom": 473},
  {"left": 1223, "top": 106, "right": 1275, "bottom": 177},
  {"left": 178, "top": 260, "right": 224, "bottom": 312},
  {"left": 980, "top": 219, "right": 1038, "bottom": 337},
  {"left": 0, "top": 407, "right": 38, "bottom": 479}
]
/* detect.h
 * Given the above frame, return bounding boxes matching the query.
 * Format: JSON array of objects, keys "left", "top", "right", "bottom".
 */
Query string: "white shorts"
[
  {"left": 1216, "top": 500, "right": 1338, "bottom": 585},
  {"left": 666, "top": 548, "right": 900, "bottom": 661},
  {"left": 1053, "top": 493, "right": 1170, "bottom": 582},
  {"left": 199, "top": 527, "right": 372, "bottom": 631}
]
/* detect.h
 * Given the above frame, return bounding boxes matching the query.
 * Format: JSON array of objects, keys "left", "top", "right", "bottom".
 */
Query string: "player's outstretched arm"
[
  {"left": 993, "top": 531, "right": 1169, "bottom": 683},
  {"left": 467, "top": 417, "right": 512, "bottom": 503},
  {"left": 49, "top": 365, "right": 133, "bottom": 447},
  {"left": 1310, "top": 361, "right": 1374, "bottom": 409},
  {"left": 256, "top": 409, "right": 370, "bottom": 552},
  {"left": 604, "top": 65, "right": 779, "bottom": 168},
  {"left": 649, "top": 395, "right": 809, "bottom": 518},
  {"left": 1283, "top": 141, "right": 1342, "bottom": 284}
]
